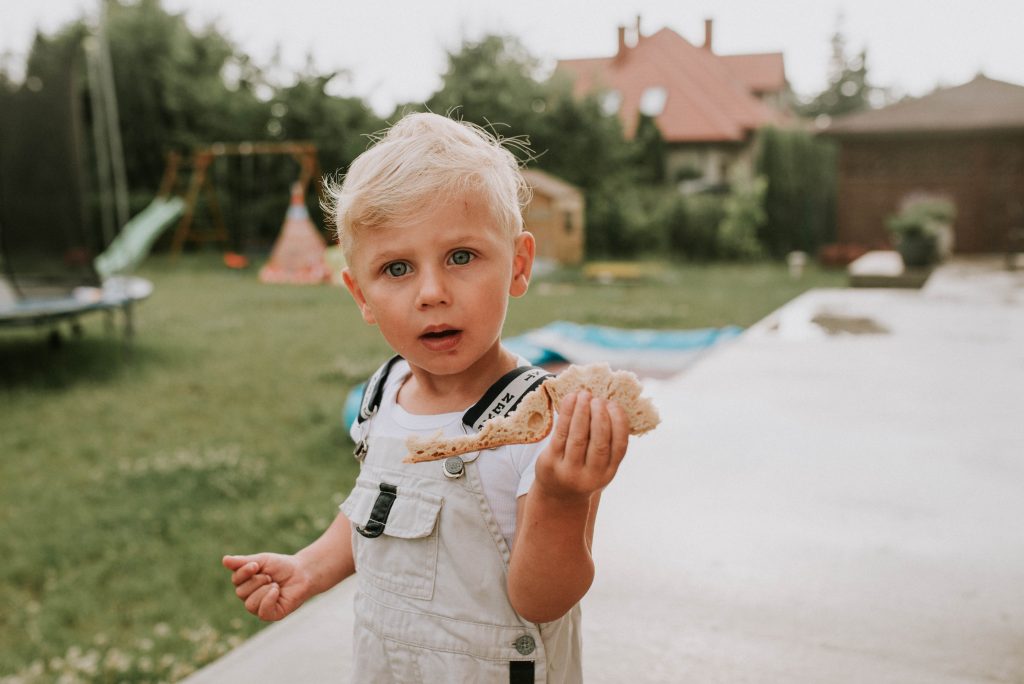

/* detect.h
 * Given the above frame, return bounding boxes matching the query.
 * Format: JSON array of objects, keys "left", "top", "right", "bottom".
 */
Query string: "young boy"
[{"left": 223, "top": 112, "right": 631, "bottom": 682}]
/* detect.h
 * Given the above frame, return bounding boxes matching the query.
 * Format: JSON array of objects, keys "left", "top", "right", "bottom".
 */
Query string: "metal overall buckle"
[
  {"left": 353, "top": 439, "right": 369, "bottom": 462},
  {"left": 355, "top": 482, "right": 398, "bottom": 538}
]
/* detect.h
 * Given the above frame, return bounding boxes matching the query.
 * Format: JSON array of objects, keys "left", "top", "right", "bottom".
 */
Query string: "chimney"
[
  {"left": 617, "top": 25, "right": 627, "bottom": 60},
  {"left": 703, "top": 18, "right": 713, "bottom": 52}
]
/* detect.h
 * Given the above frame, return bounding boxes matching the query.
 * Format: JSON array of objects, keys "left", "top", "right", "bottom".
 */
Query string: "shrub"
[
  {"left": 664, "top": 194, "right": 725, "bottom": 261},
  {"left": 886, "top": 197, "right": 957, "bottom": 266},
  {"left": 756, "top": 126, "right": 837, "bottom": 257},
  {"left": 718, "top": 177, "right": 767, "bottom": 260}
]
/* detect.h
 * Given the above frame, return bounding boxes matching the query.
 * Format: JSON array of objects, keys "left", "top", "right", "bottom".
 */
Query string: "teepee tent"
[{"left": 258, "top": 183, "right": 330, "bottom": 284}]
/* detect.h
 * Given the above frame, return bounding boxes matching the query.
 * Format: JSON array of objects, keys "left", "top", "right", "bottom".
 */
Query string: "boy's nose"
[{"left": 415, "top": 268, "right": 450, "bottom": 308}]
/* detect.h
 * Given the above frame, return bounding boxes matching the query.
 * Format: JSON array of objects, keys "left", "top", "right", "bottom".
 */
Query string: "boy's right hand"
[
  {"left": 222, "top": 553, "right": 312, "bottom": 622},
  {"left": 534, "top": 390, "right": 630, "bottom": 503}
]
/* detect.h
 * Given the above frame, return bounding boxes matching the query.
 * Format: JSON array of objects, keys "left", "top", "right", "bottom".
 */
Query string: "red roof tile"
[
  {"left": 719, "top": 53, "right": 787, "bottom": 94},
  {"left": 556, "top": 27, "right": 783, "bottom": 143}
]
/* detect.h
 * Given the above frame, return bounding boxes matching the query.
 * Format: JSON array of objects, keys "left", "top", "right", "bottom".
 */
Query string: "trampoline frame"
[{"left": 0, "top": 275, "right": 153, "bottom": 340}]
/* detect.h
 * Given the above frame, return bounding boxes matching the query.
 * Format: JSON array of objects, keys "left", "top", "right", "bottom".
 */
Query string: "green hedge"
[{"left": 755, "top": 127, "right": 837, "bottom": 257}]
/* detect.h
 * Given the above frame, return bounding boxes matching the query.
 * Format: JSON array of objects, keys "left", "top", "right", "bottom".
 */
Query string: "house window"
[
  {"left": 563, "top": 211, "right": 574, "bottom": 234},
  {"left": 600, "top": 90, "right": 622, "bottom": 116},
  {"left": 639, "top": 86, "right": 667, "bottom": 117}
]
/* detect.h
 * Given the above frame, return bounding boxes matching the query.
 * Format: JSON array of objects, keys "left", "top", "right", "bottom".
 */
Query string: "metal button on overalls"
[
  {"left": 514, "top": 634, "right": 536, "bottom": 655},
  {"left": 443, "top": 455, "right": 465, "bottom": 478}
]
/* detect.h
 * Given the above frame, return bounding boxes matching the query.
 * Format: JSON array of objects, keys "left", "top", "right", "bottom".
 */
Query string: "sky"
[{"left": 3, "top": 0, "right": 1023, "bottom": 116}]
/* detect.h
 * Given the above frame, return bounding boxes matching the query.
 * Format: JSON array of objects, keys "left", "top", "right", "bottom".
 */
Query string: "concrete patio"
[{"left": 187, "top": 258, "right": 1024, "bottom": 683}]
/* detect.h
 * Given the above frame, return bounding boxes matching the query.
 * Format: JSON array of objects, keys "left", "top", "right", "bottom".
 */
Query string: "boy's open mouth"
[
  {"left": 420, "top": 329, "right": 461, "bottom": 339},
  {"left": 419, "top": 327, "right": 463, "bottom": 351}
]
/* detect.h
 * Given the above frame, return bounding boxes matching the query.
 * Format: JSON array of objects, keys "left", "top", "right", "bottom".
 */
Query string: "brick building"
[{"left": 824, "top": 76, "right": 1024, "bottom": 254}]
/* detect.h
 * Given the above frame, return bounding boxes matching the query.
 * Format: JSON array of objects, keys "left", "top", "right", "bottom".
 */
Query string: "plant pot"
[{"left": 897, "top": 233, "right": 937, "bottom": 268}]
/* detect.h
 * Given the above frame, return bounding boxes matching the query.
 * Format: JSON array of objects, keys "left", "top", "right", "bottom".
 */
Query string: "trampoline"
[
  {"left": 0, "top": 37, "right": 156, "bottom": 343},
  {"left": 0, "top": 275, "right": 153, "bottom": 337}
]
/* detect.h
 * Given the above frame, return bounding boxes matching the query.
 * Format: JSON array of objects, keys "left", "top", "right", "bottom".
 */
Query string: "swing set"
[{"left": 162, "top": 141, "right": 323, "bottom": 258}]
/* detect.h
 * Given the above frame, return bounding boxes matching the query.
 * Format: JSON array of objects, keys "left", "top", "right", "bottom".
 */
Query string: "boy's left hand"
[
  {"left": 222, "top": 553, "right": 311, "bottom": 622},
  {"left": 534, "top": 390, "right": 630, "bottom": 502}
]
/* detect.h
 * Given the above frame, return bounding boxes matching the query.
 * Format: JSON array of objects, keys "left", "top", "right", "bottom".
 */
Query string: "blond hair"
[{"left": 323, "top": 112, "right": 532, "bottom": 256}]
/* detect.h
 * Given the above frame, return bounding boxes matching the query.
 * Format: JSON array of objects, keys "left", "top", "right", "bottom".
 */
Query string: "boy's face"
[{"left": 342, "top": 196, "right": 534, "bottom": 379}]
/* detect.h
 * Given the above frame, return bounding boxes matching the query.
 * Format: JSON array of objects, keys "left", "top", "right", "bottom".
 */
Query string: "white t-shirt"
[{"left": 350, "top": 358, "right": 550, "bottom": 549}]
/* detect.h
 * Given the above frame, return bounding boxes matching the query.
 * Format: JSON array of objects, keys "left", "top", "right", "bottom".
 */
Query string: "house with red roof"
[{"left": 556, "top": 19, "right": 791, "bottom": 189}]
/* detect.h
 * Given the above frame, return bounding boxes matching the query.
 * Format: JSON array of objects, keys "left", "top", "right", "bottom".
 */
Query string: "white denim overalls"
[{"left": 340, "top": 359, "right": 583, "bottom": 683}]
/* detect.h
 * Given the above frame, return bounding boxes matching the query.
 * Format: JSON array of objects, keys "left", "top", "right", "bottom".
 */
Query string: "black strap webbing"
[
  {"left": 356, "top": 357, "right": 551, "bottom": 431},
  {"left": 462, "top": 366, "right": 551, "bottom": 431},
  {"left": 509, "top": 660, "right": 535, "bottom": 683},
  {"left": 356, "top": 355, "right": 403, "bottom": 424}
]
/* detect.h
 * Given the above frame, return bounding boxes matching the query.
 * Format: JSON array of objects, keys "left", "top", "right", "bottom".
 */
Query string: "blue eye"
[
  {"left": 449, "top": 250, "right": 473, "bottom": 266},
  {"left": 385, "top": 261, "right": 410, "bottom": 277}
]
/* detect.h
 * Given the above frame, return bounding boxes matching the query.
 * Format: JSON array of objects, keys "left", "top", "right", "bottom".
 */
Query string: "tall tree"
[
  {"left": 755, "top": 126, "right": 837, "bottom": 256},
  {"left": 101, "top": 0, "right": 268, "bottom": 195},
  {"left": 631, "top": 113, "right": 667, "bottom": 185},
  {"left": 272, "top": 66, "right": 384, "bottom": 173},
  {"left": 799, "top": 24, "right": 878, "bottom": 119},
  {"left": 422, "top": 35, "right": 635, "bottom": 187},
  {"left": 425, "top": 35, "right": 545, "bottom": 128},
  {"left": 421, "top": 34, "right": 648, "bottom": 255},
  {"left": 14, "top": 0, "right": 390, "bottom": 246}
]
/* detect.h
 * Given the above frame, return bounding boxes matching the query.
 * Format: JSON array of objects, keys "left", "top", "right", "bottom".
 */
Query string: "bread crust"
[{"left": 404, "top": 363, "right": 659, "bottom": 463}]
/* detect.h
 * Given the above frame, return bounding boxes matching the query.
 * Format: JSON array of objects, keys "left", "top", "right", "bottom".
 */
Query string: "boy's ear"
[
  {"left": 509, "top": 231, "right": 535, "bottom": 298},
  {"left": 341, "top": 268, "right": 377, "bottom": 325}
]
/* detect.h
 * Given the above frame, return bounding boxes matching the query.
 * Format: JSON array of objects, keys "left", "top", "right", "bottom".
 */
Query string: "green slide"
[{"left": 94, "top": 196, "right": 185, "bottom": 280}]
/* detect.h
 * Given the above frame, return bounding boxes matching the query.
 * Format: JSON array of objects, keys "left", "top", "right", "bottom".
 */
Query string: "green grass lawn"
[{"left": 0, "top": 255, "right": 844, "bottom": 682}]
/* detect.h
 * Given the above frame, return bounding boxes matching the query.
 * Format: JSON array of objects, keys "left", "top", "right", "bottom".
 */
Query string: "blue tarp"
[
  {"left": 504, "top": 320, "right": 742, "bottom": 370},
  {"left": 341, "top": 321, "right": 742, "bottom": 430}
]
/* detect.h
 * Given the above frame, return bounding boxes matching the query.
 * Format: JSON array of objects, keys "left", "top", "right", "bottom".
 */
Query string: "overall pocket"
[{"left": 341, "top": 476, "right": 443, "bottom": 600}]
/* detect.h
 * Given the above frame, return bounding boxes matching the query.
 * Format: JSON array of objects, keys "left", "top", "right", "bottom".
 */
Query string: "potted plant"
[{"left": 886, "top": 197, "right": 956, "bottom": 268}]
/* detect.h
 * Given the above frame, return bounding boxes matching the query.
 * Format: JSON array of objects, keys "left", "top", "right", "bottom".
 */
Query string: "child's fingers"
[
  {"left": 564, "top": 390, "right": 592, "bottom": 466},
  {"left": 549, "top": 392, "right": 578, "bottom": 458},
  {"left": 244, "top": 583, "right": 272, "bottom": 615},
  {"left": 222, "top": 555, "right": 251, "bottom": 571},
  {"left": 607, "top": 401, "right": 630, "bottom": 469},
  {"left": 257, "top": 583, "right": 281, "bottom": 621},
  {"left": 586, "top": 398, "right": 612, "bottom": 468},
  {"left": 235, "top": 573, "right": 272, "bottom": 600},
  {"left": 230, "top": 560, "right": 262, "bottom": 586}
]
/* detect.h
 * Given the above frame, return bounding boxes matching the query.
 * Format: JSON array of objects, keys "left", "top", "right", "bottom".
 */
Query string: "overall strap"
[
  {"left": 462, "top": 366, "right": 552, "bottom": 432},
  {"left": 356, "top": 354, "right": 404, "bottom": 425},
  {"left": 356, "top": 357, "right": 551, "bottom": 430}
]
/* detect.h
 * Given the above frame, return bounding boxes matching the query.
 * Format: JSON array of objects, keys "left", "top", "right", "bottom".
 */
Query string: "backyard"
[{"left": 0, "top": 256, "right": 844, "bottom": 682}]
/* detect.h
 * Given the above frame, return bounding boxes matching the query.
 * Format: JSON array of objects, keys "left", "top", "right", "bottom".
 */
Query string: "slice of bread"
[{"left": 404, "top": 363, "right": 660, "bottom": 463}]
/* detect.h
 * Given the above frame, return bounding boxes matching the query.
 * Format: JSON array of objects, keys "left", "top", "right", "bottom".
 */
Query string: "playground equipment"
[
  {"left": 0, "top": 26, "right": 155, "bottom": 344},
  {"left": 166, "top": 141, "right": 322, "bottom": 257},
  {"left": 1, "top": 6, "right": 328, "bottom": 343},
  {"left": 259, "top": 182, "right": 331, "bottom": 284},
  {"left": 94, "top": 196, "right": 185, "bottom": 280}
]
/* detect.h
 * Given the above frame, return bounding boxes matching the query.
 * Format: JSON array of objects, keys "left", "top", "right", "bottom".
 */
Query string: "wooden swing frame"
[{"left": 164, "top": 141, "right": 322, "bottom": 256}]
